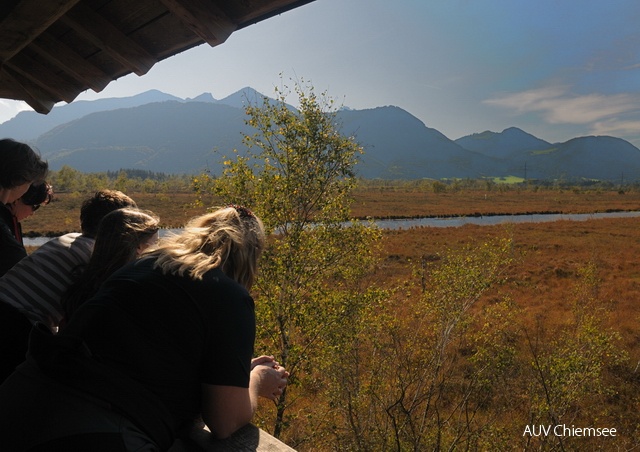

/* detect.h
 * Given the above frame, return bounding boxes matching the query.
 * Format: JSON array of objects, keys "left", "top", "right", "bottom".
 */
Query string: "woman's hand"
[
  {"left": 200, "top": 357, "right": 290, "bottom": 438},
  {"left": 250, "top": 363, "right": 289, "bottom": 401}
]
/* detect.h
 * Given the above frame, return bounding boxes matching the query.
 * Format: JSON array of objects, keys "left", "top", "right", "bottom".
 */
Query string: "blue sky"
[{"left": 2, "top": 0, "right": 640, "bottom": 146}]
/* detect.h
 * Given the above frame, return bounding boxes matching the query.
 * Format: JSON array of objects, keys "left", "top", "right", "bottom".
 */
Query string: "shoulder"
[
  {"left": 201, "top": 268, "right": 251, "bottom": 298},
  {"left": 16, "top": 233, "right": 92, "bottom": 276},
  {"left": 39, "top": 233, "right": 93, "bottom": 254},
  {"left": 55, "top": 233, "right": 93, "bottom": 247}
]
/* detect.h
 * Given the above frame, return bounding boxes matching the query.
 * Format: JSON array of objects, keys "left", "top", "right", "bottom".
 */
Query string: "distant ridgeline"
[{"left": 2, "top": 88, "right": 640, "bottom": 182}]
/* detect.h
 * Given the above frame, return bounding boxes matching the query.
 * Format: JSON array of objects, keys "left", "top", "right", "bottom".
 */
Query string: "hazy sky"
[{"left": 2, "top": 0, "right": 640, "bottom": 146}]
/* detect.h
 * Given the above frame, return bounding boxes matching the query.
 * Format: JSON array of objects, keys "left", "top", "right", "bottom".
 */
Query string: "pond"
[{"left": 23, "top": 210, "right": 640, "bottom": 247}]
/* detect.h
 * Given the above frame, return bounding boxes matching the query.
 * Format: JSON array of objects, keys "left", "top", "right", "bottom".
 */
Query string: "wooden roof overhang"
[{"left": 0, "top": 0, "right": 315, "bottom": 114}]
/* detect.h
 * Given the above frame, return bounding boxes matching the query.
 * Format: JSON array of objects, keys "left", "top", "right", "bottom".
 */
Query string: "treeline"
[
  {"left": 358, "top": 177, "right": 640, "bottom": 193},
  {"left": 104, "top": 168, "right": 176, "bottom": 182},
  {"left": 46, "top": 164, "right": 640, "bottom": 196},
  {"left": 47, "top": 165, "right": 193, "bottom": 193}
]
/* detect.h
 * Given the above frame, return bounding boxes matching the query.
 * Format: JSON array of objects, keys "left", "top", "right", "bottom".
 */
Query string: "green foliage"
[
  {"left": 53, "top": 165, "right": 85, "bottom": 192},
  {"left": 431, "top": 180, "right": 447, "bottom": 193}
]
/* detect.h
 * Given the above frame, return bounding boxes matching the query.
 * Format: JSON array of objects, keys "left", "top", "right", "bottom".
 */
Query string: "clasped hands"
[{"left": 251, "top": 355, "right": 289, "bottom": 402}]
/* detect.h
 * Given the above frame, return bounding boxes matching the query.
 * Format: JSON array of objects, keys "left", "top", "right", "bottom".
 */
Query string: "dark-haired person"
[
  {"left": 61, "top": 207, "right": 160, "bottom": 325},
  {"left": 6, "top": 182, "right": 53, "bottom": 246},
  {"left": 0, "top": 189, "right": 137, "bottom": 383},
  {"left": 0, "top": 206, "right": 288, "bottom": 451},
  {"left": 0, "top": 138, "right": 48, "bottom": 276}
]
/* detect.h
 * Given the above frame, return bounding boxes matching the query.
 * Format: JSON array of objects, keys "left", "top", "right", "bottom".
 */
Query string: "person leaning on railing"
[{"left": 0, "top": 205, "right": 289, "bottom": 451}]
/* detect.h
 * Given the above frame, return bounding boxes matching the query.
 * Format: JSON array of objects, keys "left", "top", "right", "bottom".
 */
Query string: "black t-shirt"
[{"left": 61, "top": 256, "right": 256, "bottom": 431}]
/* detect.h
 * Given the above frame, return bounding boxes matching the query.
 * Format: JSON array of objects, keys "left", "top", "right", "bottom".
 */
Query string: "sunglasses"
[
  {"left": 31, "top": 204, "right": 40, "bottom": 212},
  {"left": 227, "top": 204, "right": 255, "bottom": 219}
]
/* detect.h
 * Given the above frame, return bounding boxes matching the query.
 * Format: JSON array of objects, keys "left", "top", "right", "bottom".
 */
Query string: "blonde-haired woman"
[{"left": 0, "top": 206, "right": 288, "bottom": 451}]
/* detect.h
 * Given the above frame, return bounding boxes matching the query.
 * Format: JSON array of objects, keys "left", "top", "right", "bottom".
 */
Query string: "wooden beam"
[
  {"left": 6, "top": 51, "right": 83, "bottom": 103},
  {"left": 0, "top": 65, "right": 56, "bottom": 113},
  {"left": 0, "top": 0, "right": 81, "bottom": 62},
  {"left": 31, "top": 32, "right": 111, "bottom": 93},
  {"left": 235, "top": 0, "right": 316, "bottom": 28},
  {"left": 60, "top": 3, "right": 157, "bottom": 76},
  {"left": 158, "top": 0, "right": 237, "bottom": 46}
]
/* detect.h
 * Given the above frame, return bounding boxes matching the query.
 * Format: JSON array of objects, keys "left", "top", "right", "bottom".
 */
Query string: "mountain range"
[{"left": 1, "top": 88, "right": 640, "bottom": 181}]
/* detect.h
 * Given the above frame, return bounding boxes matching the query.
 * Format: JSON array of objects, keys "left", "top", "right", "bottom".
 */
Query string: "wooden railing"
[{"left": 169, "top": 424, "right": 296, "bottom": 451}]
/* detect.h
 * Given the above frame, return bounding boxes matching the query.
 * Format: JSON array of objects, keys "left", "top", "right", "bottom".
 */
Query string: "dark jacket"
[{"left": 0, "top": 204, "right": 26, "bottom": 276}]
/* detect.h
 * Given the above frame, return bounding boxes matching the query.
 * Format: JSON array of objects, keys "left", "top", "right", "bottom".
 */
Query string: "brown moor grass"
[
  {"left": 379, "top": 219, "right": 640, "bottom": 364},
  {"left": 350, "top": 186, "right": 640, "bottom": 218}
]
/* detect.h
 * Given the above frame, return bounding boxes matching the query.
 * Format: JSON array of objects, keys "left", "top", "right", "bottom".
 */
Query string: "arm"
[{"left": 200, "top": 364, "right": 289, "bottom": 439}]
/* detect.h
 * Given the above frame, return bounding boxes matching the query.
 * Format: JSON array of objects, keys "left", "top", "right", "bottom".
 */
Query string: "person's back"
[{"left": 63, "top": 256, "right": 255, "bottom": 432}]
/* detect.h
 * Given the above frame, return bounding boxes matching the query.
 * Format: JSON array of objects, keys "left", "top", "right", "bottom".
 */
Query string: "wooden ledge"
[{"left": 168, "top": 424, "right": 296, "bottom": 451}]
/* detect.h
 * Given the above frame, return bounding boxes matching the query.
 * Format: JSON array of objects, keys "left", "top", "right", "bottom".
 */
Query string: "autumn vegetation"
[{"left": 19, "top": 81, "right": 640, "bottom": 450}]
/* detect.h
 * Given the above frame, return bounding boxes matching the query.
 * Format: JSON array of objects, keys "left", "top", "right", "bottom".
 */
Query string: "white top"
[{"left": 0, "top": 233, "right": 94, "bottom": 330}]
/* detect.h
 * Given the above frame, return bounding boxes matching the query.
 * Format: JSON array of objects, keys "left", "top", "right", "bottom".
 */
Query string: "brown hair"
[
  {"left": 0, "top": 138, "right": 48, "bottom": 188},
  {"left": 79, "top": 189, "right": 137, "bottom": 237}
]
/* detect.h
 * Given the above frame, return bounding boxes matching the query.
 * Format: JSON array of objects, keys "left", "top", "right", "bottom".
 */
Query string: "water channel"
[
  {"left": 22, "top": 210, "right": 640, "bottom": 247},
  {"left": 371, "top": 210, "right": 640, "bottom": 229}
]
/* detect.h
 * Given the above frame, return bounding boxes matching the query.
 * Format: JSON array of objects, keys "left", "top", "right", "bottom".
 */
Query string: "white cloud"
[
  {"left": 483, "top": 86, "right": 567, "bottom": 112},
  {"left": 0, "top": 100, "right": 32, "bottom": 124},
  {"left": 590, "top": 119, "right": 640, "bottom": 137},
  {"left": 483, "top": 87, "right": 639, "bottom": 125}
]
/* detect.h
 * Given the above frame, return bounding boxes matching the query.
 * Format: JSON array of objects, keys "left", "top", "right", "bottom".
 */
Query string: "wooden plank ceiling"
[{"left": 0, "top": 0, "right": 315, "bottom": 114}]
